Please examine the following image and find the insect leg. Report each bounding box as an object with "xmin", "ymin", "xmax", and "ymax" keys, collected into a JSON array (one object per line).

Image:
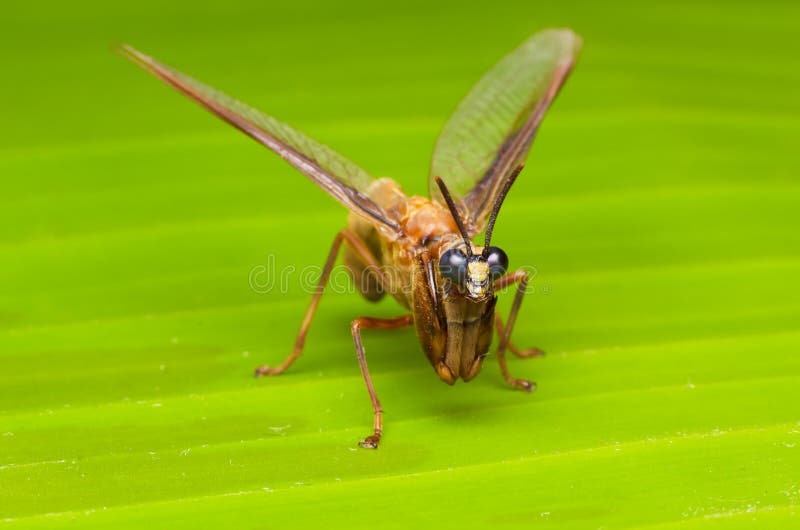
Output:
[
  {"xmin": 255, "ymin": 229, "xmax": 387, "ymax": 376},
  {"xmin": 493, "ymin": 270, "xmax": 537, "ymax": 392},
  {"xmin": 494, "ymin": 316, "xmax": 544, "ymax": 358},
  {"xmin": 351, "ymin": 315, "xmax": 414, "ymax": 449}
]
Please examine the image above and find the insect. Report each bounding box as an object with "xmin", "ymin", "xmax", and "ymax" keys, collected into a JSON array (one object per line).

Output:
[{"xmin": 120, "ymin": 28, "xmax": 581, "ymax": 448}]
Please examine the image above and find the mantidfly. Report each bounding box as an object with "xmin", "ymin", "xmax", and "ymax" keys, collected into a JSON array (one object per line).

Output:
[{"xmin": 120, "ymin": 28, "xmax": 581, "ymax": 448}]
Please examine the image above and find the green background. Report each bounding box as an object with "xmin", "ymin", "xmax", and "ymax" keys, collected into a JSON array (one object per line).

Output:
[{"xmin": 1, "ymin": 0, "xmax": 798, "ymax": 528}]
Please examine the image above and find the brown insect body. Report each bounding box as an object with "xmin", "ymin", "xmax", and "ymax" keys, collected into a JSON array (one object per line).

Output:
[
  {"xmin": 120, "ymin": 28, "xmax": 582, "ymax": 448},
  {"xmin": 344, "ymin": 178, "xmax": 495, "ymax": 384}
]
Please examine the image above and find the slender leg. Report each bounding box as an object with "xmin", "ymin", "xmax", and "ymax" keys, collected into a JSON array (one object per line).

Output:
[
  {"xmin": 255, "ymin": 229, "xmax": 387, "ymax": 376},
  {"xmin": 493, "ymin": 270, "xmax": 537, "ymax": 392},
  {"xmin": 494, "ymin": 316, "xmax": 544, "ymax": 358},
  {"xmin": 351, "ymin": 315, "xmax": 414, "ymax": 449}
]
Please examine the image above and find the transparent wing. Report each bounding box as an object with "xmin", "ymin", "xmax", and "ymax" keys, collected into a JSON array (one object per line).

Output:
[
  {"xmin": 119, "ymin": 45, "xmax": 402, "ymax": 234},
  {"xmin": 429, "ymin": 29, "xmax": 581, "ymax": 234}
]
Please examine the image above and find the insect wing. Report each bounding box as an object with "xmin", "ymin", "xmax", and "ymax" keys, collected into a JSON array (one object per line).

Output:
[
  {"xmin": 429, "ymin": 29, "xmax": 581, "ymax": 233},
  {"xmin": 120, "ymin": 45, "xmax": 402, "ymax": 234}
]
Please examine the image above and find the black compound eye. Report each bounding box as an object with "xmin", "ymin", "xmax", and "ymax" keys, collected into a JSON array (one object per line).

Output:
[
  {"xmin": 485, "ymin": 246, "xmax": 508, "ymax": 279},
  {"xmin": 439, "ymin": 248, "xmax": 467, "ymax": 284}
]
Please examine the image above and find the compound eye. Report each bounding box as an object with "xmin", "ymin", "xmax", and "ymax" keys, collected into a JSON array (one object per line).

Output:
[
  {"xmin": 439, "ymin": 248, "xmax": 467, "ymax": 284},
  {"xmin": 485, "ymin": 246, "xmax": 508, "ymax": 279}
]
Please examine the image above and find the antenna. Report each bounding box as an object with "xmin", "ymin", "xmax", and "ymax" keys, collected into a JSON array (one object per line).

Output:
[
  {"xmin": 435, "ymin": 177, "xmax": 473, "ymax": 257},
  {"xmin": 483, "ymin": 164, "xmax": 524, "ymax": 256}
]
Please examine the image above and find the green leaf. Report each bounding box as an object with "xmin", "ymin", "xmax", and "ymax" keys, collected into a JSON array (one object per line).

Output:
[{"xmin": 1, "ymin": 1, "xmax": 798, "ymax": 528}]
